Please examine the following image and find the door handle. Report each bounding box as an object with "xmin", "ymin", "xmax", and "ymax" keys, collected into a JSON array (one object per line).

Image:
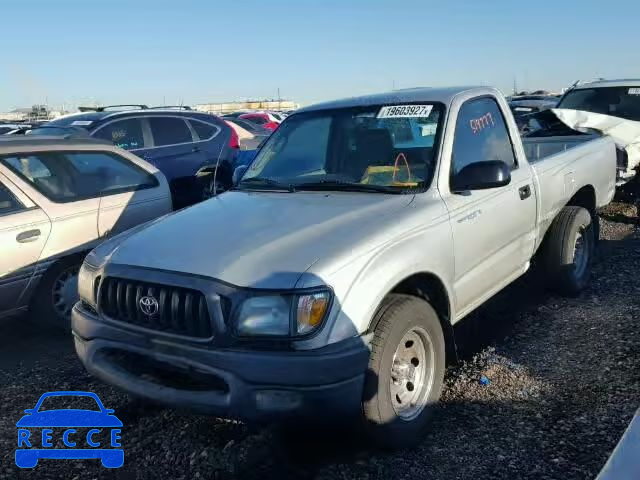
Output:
[
  {"xmin": 192, "ymin": 146, "xmax": 200, "ymax": 153},
  {"xmin": 16, "ymin": 229, "xmax": 41, "ymax": 243},
  {"xmin": 519, "ymin": 185, "xmax": 531, "ymax": 200}
]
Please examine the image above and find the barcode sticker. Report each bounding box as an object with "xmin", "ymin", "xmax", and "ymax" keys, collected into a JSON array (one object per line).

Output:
[{"xmin": 377, "ymin": 105, "xmax": 433, "ymax": 118}]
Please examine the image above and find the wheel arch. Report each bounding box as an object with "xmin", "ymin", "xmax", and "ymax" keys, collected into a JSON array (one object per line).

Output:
[
  {"xmin": 567, "ymin": 184, "xmax": 596, "ymax": 216},
  {"xmin": 564, "ymin": 184, "xmax": 599, "ymax": 242},
  {"xmin": 196, "ymin": 160, "xmax": 233, "ymax": 186},
  {"xmin": 368, "ymin": 272, "xmax": 458, "ymax": 364},
  {"xmin": 29, "ymin": 250, "xmax": 89, "ymax": 303}
]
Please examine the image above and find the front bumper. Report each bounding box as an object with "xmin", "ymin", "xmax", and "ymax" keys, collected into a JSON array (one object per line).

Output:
[{"xmin": 72, "ymin": 303, "xmax": 370, "ymax": 422}]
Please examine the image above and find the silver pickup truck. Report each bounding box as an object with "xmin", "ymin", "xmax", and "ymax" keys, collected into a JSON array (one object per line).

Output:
[{"xmin": 73, "ymin": 86, "xmax": 616, "ymax": 449}]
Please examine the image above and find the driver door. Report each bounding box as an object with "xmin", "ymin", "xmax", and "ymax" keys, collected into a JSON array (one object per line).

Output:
[{"xmin": 443, "ymin": 97, "xmax": 536, "ymax": 319}]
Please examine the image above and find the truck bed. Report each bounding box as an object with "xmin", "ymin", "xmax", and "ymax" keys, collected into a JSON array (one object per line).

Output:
[
  {"xmin": 521, "ymin": 134, "xmax": 601, "ymax": 164},
  {"xmin": 525, "ymin": 133, "xmax": 616, "ymax": 252}
]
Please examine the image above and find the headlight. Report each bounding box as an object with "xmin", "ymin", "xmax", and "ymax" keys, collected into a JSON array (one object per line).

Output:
[
  {"xmin": 78, "ymin": 262, "xmax": 100, "ymax": 308},
  {"xmin": 235, "ymin": 290, "xmax": 331, "ymax": 337},
  {"xmin": 236, "ymin": 296, "xmax": 291, "ymax": 336}
]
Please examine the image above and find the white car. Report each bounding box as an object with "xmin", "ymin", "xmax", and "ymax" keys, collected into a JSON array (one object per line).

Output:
[{"xmin": 0, "ymin": 136, "xmax": 172, "ymax": 327}]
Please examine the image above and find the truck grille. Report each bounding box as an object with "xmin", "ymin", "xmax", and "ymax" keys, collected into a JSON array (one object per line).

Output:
[{"xmin": 98, "ymin": 277, "xmax": 212, "ymax": 338}]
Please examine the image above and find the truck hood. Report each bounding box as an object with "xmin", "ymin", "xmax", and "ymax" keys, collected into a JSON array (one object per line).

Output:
[
  {"xmin": 109, "ymin": 191, "xmax": 413, "ymax": 289},
  {"xmin": 551, "ymin": 108, "xmax": 640, "ymax": 175}
]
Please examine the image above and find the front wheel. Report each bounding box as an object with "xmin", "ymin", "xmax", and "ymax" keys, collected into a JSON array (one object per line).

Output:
[
  {"xmin": 30, "ymin": 257, "xmax": 81, "ymax": 330},
  {"xmin": 542, "ymin": 206, "xmax": 595, "ymax": 296},
  {"xmin": 362, "ymin": 294, "xmax": 445, "ymax": 449}
]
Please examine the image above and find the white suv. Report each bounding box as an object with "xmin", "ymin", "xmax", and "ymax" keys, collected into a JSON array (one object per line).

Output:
[{"xmin": 0, "ymin": 136, "xmax": 172, "ymax": 327}]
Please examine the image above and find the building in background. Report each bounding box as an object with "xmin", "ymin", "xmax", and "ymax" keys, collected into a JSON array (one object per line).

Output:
[
  {"xmin": 0, "ymin": 105, "xmax": 66, "ymax": 122},
  {"xmin": 194, "ymin": 99, "xmax": 299, "ymax": 115}
]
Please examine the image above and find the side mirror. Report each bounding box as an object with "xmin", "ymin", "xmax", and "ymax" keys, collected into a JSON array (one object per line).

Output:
[
  {"xmin": 232, "ymin": 165, "xmax": 248, "ymax": 185},
  {"xmin": 24, "ymin": 409, "xmax": 34, "ymax": 414},
  {"xmin": 451, "ymin": 160, "xmax": 511, "ymax": 192}
]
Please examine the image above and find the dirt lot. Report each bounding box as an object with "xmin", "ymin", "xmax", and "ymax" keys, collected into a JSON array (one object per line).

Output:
[{"xmin": 0, "ymin": 203, "xmax": 638, "ymax": 480}]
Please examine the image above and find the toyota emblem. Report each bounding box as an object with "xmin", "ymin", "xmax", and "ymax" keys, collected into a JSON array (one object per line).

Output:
[{"xmin": 139, "ymin": 295, "xmax": 159, "ymax": 316}]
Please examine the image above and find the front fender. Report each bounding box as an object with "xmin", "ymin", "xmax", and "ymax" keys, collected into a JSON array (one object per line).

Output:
[{"xmin": 295, "ymin": 203, "xmax": 455, "ymax": 349}]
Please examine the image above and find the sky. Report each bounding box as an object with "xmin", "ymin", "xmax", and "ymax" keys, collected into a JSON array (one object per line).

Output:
[{"xmin": 1, "ymin": 0, "xmax": 639, "ymax": 112}]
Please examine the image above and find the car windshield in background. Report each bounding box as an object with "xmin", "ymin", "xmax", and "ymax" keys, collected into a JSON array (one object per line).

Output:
[
  {"xmin": 241, "ymin": 104, "xmax": 443, "ymax": 192},
  {"xmin": 558, "ymin": 86, "xmax": 640, "ymax": 121}
]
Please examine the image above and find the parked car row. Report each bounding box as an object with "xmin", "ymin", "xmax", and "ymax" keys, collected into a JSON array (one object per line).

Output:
[
  {"xmin": 29, "ymin": 107, "xmax": 240, "ymax": 207},
  {"xmin": 0, "ymin": 104, "xmax": 289, "ymax": 327}
]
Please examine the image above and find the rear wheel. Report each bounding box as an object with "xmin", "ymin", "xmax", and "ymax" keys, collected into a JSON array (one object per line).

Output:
[
  {"xmin": 542, "ymin": 206, "xmax": 594, "ymax": 296},
  {"xmin": 202, "ymin": 174, "xmax": 226, "ymax": 200},
  {"xmin": 362, "ymin": 294, "xmax": 445, "ymax": 449}
]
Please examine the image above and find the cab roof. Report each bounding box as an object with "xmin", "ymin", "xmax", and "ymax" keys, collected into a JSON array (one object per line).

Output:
[{"xmin": 296, "ymin": 86, "xmax": 488, "ymax": 114}]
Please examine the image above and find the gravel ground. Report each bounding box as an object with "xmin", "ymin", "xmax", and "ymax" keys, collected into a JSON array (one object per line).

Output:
[{"xmin": 0, "ymin": 202, "xmax": 638, "ymax": 480}]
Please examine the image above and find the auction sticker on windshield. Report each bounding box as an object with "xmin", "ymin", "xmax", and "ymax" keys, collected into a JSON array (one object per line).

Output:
[{"xmin": 377, "ymin": 105, "xmax": 433, "ymax": 118}]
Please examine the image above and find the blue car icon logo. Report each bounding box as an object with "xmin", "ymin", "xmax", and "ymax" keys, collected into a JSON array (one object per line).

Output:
[{"xmin": 15, "ymin": 391, "xmax": 123, "ymax": 468}]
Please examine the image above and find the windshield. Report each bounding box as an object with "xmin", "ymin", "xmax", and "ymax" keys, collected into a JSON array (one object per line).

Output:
[
  {"xmin": 241, "ymin": 104, "xmax": 443, "ymax": 192},
  {"xmin": 558, "ymin": 86, "xmax": 640, "ymax": 121}
]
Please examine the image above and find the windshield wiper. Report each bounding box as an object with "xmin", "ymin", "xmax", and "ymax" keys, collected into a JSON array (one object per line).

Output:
[
  {"xmin": 294, "ymin": 180, "xmax": 403, "ymax": 194},
  {"xmin": 236, "ymin": 177, "xmax": 296, "ymax": 192}
]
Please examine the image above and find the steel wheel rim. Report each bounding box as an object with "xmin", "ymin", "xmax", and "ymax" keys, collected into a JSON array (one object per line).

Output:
[
  {"xmin": 389, "ymin": 326, "xmax": 435, "ymax": 421},
  {"xmin": 51, "ymin": 266, "xmax": 80, "ymax": 319},
  {"xmin": 573, "ymin": 227, "xmax": 589, "ymax": 278}
]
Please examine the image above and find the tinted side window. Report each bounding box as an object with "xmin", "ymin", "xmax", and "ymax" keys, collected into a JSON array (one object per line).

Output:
[
  {"xmin": 1, "ymin": 151, "xmax": 157, "ymax": 203},
  {"xmin": 93, "ymin": 119, "xmax": 145, "ymax": 150},
  {"xmin": 451, "ymin": 97, "xmax": 516, "ymax": 178},
  {"xmin": 189, "ymin": 120, "xmax": 218, "ymax": 141},
  {"xmin": 0, "ymin": 183, "xmax": 24, "ymax": 215},
  {"xmin": 149, "ymin": 117, "xmax": 193, "ymax": 146}
]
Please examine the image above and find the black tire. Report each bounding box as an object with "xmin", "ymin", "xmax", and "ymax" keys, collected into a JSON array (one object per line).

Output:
[
  {"xmin": 362, "ymin": 294, "xmax": 445, "ymax": 450},
  {"xmin": 202, "ymin": 174, "xmax": 226, "ymax": 200},
  {"xmin": 542, "ymin": 206, "xmax": 594, "ymax": 296},
  {"xmin": 30, "ymin": 256, "xmax": 82, "ymax": 331}
]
